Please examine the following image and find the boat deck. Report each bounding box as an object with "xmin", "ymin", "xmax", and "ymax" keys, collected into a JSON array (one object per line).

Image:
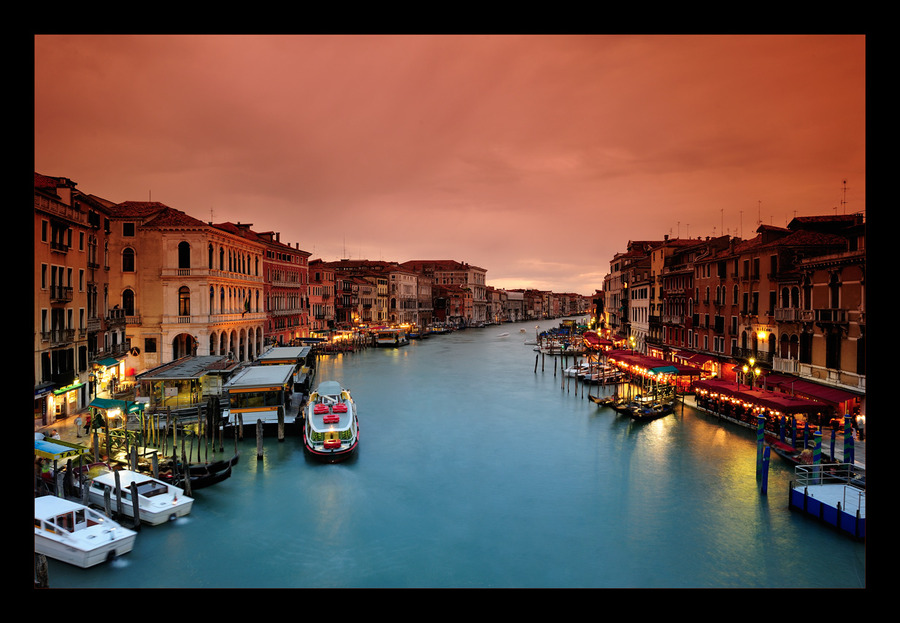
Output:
[
  {"xmin": 788, "ymin": 463, "xmax": 865, "ymax": 539},
  {"xmin": 792, "ymin": 483, "xmax": 865, "ymax": 518}
]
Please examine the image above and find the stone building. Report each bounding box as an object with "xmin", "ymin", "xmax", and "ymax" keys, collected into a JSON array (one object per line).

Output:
[{"xmin": 103, "ymin": 203, "xmax": 269, "ymax": 373}]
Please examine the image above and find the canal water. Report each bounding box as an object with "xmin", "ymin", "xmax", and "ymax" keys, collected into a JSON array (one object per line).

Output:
[{"xmin": 46, "ymin": 321, "xmax": 866, "ymax": 588}]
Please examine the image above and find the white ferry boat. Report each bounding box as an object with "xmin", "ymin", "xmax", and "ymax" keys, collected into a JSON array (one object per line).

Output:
[
  {"xmin": 374, "ymin": 328, "xmax": 409, "ymax": 347},
  {"xmin": 87, "ymin": 469, "xmax": 194, "ymax": 526},
  {"xmin": 303, "ymin": 381, "xmax": 359, "ymax": 462},
  {"xmin": 34, "ymin": 495, "xmax": 137, "ymax": 567}
]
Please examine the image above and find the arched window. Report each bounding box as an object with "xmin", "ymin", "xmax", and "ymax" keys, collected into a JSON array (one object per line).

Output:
[
  {"xmin": 178, "ymin": 286, "xmax": 191, "ymax": 316},
  {"xmin": 122, "ymin": 289, "xmax": 135, "ymax": 316},
  {"xmin": 178, "ymin": 241, "xmax": 191, "ymax": 269},
  {"xmin": 780, "ymin": 286, "xmax": 790, "ymax": 309},
  {"xmin": 122, "ymin": 247, "xmax": 135, "ymax": 272},
  {"xmin": 208, "ymin": 244, "xmax": 214, "ymax": 269}
]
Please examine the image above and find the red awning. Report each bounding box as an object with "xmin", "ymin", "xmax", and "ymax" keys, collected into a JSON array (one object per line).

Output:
[
  {"xmin": 763, "ymin": 374, "xmax": 861, "ymax": 408},
  {"xmin": 692, "ymin": 379, "xmax": 822, "ymax": 414},
  {"xmin": 606, "ymin": 350, "xmax": 703, "ymax": 376}
]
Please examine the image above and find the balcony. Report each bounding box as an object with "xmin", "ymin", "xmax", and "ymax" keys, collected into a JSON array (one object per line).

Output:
[
  {"xmin": 107, "ymin": 307, "xmax": 127, "ymax": 327},
  {"xmin": 774, "ymin": 307, "xmax": 801, "ymax": 322},
  {"xmin": 816, "ymin": 308, "xmax": 848, "ymax": 324},
  {"xmin": 49, "ymin": 285, "xmax": 73, "ymax": 303},
  {"xmin": 731, "ymin": 346, "xmax": 773, "ymax": 365},
  {"xmin": 42, "ymin": 328, "xmax": 76, "ymax": 345}
]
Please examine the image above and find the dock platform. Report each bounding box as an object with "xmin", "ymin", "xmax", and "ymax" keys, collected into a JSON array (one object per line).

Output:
[{"xmin": 789, "ymin": 464, "xmax": 865, "ymax": 540}]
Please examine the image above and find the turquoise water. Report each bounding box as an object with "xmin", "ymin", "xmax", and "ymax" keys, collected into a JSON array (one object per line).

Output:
[{"xmin": 44, "ymin": 321, "xmax": 866, "ymax": 588}]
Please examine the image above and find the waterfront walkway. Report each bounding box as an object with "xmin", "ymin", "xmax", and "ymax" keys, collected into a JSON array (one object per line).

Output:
[
  {"xmin": 680, "ymin": 394, "xmax": 865, "ymax": 471},
  {"xmin": 39, "ymin": 393, "xmax": 866, "ymax": 471}
]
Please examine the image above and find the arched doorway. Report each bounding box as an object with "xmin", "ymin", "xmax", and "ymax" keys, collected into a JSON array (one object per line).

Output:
[{"xmin": 172, "ymin": 333, "xmax": 197, "ymax": 359}]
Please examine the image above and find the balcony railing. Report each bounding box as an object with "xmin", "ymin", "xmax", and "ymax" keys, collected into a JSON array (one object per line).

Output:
[
  {"xmin": 731, "ymin": 346, "xmax": 773, "ymax": 365},
  {"xmin": 816, "ymin": 308, "xmax": 848, "ymax": 324},
  {"xmin": 49, "ymin": 285, "xmax": 73, "ymax": 303}
]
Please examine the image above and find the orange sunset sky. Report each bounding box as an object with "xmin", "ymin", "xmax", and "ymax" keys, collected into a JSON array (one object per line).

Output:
[{"xmin": 34, "ymin": 34, "xmax": 866, "ymax": 296}]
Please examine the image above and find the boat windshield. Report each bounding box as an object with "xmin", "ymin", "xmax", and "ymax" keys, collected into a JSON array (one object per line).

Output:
[{"xmin": 134, "ymin": 480, "xmax": 169, "ymax": 498}]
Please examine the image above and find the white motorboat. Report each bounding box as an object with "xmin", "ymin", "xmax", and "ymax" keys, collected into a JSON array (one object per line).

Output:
[
  {"xmin": 563, "ymin": 362, "xmax": 624, "ymax": 384},
  {"xmin": 34, "ymin": 495, "xmax": 137, "ymax": 568},
  {"xmin": 87, "ymin": 469, "xmax": 193, "ymax": 526},
  {"xmin": 303, "ymin": 381, "xmax": 359, "ymax": 462}
]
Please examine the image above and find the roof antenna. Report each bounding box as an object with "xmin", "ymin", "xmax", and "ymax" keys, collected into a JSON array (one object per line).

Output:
[{"xmin": 841, "ymin": 179, "xmax": 848, "ymax": 214}]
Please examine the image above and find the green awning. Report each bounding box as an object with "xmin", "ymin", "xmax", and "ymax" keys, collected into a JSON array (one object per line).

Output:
[
  {"xmin": 96, "ymin": 357, "xmax": 120, "ymax": 368},
  {"xmin": 88, "ymin": 397, "xmax": 143, "ymax": 414},
  {"xmin": 53, "ymin": 381, "xmax": 84, "ymax": 395}
]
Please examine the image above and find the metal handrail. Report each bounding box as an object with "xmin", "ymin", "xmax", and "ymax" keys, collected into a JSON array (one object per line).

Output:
[{"xmin": 794, "ymin": 463, "xmax": 865, "ymax": 515}]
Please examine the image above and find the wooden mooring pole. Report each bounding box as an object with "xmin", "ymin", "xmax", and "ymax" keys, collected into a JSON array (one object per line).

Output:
[{"xmin": 256, "ymin": 420, "xmax": 264, "ymax": 460}]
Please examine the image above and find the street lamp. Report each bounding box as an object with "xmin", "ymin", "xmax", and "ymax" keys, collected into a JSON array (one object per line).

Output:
[{"xmin": 743, "ymin": 358, "xmax": 761, "ymax": 389}]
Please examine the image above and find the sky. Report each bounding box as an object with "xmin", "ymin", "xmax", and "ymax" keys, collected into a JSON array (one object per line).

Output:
[{"xmin": 34, "ymin": 34, "xmax": 865, "ymax": 296}]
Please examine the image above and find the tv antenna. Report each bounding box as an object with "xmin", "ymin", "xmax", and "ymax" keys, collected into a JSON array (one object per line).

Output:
[{"xmin": 841, "ymin": 179, "xmax": 848, "ymax": 213}]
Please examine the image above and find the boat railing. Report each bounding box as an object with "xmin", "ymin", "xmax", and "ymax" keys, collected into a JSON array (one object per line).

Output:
[{"xmin": 793, "ymin": 463, "xmax": 866, "ymax": 514}]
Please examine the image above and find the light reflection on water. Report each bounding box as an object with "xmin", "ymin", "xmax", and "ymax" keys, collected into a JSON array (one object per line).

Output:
[{"xmin": 44, "ymin": 321, "xmax": 865, "ymax": 588}]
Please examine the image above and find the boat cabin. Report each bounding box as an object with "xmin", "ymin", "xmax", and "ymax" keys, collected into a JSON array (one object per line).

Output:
[
  {"xmin": 35, "ymin": 496, "xmax": 101, "ymax": 535},
  {"xmin": 374, "ymin": 328, "xmax": 409, "ymax": 347}
]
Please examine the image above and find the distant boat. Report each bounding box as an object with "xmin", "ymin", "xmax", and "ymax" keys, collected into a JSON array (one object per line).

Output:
[
  {"xmin": 497, "ymin": 332, "xmax": 509, "ymax": 338},
  {"xmin": 374, "ymin": 328, "xmax": 409, "ymax": 347}
]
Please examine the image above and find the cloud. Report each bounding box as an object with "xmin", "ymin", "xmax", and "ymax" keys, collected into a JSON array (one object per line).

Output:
[{"xmin": 35, "ymin": 34, "xmax": 865, "ymax": 295}]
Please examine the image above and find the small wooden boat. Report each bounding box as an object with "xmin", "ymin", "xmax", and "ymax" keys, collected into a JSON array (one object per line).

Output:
[
  {"xmin": 87, "ymin": 469, "xmax": 194, "ymax": 525},
  {"xmin": 627, "ymin": 400, "xmax": 675, "ymax": 421},
  {"xmin": 764, "ymin": 434, "xmax": 839, "ymax": 468},
  {"xmin": 608, "ymin": 394, "xmax": 675, "ymax": 421},
  {"xmin": 589, "ymin": 393, "xmax": 619, "ymax": 406},
  {"xmin": 34, "ymin": 495, "xmax": 137, "ymax": 568},
  {"xmin": 158, "ymin": 453, "xmax": 240, "ymax": 490},
  {"xmin": 303, "ymin": 381, "xmax": 359, "ymax": 462}
]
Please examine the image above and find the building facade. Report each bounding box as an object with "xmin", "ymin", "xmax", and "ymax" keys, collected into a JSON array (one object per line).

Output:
[
  {"xmin": 34, "ymin": 174, "xmax": 117, "ymax": 425},
  {"xmin": 105, "ymin": 203, "xmax": 268, "ymax": 376}
]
